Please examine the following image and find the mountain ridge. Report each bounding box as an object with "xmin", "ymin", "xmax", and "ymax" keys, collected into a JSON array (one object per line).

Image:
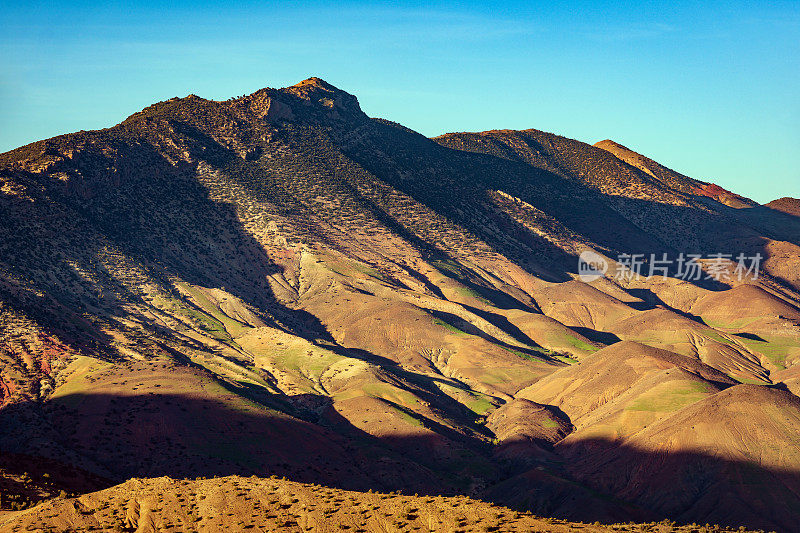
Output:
[{"xmin": 1, "ymin": 78, "xmax": 799, "ymax": 531}]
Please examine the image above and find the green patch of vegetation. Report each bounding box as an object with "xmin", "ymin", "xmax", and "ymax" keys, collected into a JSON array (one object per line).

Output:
[
  {"xmin": 452, "ymin": 286, "xmax": 492, "ymax": 305},
  {"xmin": 564, "ymin": 334, "xmax": 598, "ymax": 353},
  {"xmin": 502, "ymin": 347, "xmax": 537, "ymax": 360},
  {"xmin": 161, "ymin": 284, "xmax": 235, "ymax": 344},
  {"xmin": 540, "ymin": 419, "xmax": 561, "ymax": 428},
  {"xmin": 704, "ymin": 318, "xmax": 760, "ymax": 331},
  {"xmin": 432, "ymin": 318, "xmax": 469, "ymax": 336},
  {"xmin": 183, "ymin": 307, "xmax": 232, "ymax": 343},
  {"xmin": 500, "ymin": 345, "xmax": 553, "ymax": 362},
  {"xmin": 392, "ymin": 406, "xmax": 425, "ymax": 428},
  {"xmin": 736, "ymin": 336, "xmax": 800, "ymax": 370},
  {"xmin": 351, "ymin": 263, "xmax": 387, "ymax": 281},
  {"xmin": 701, "ymin": 329, "xmax": 739, "ymax": 348},
  {"xmin": 190, "ymin": 353, "xmax": 276, "ymax": 393},
  {"xmin": 736, "ymin": 377, "xmax": 769, "ymax": 385},
  {"xmin": 626, "ymin": 380, "xmax": 713, "ymax": 412},
  {"xmin": 465, "ymin": 394, "xmax": 494, "ymax": 416},
  {"xmin": 554, "ymin": 354, "xmax": 578, "ymax": 365},
  {"xmin": 431, "ymin": 260, "xmax": 465, "ymax": 279},
  {"xmin": 178, "ymin": 283, "xmax": 251, "ymax": 339},
  {"xmin": 431, "ymin": 381, "xmax": 495, "ymax": 416},
  {"xmin": 273, "ymin": 345, "xmax": 341, "ymax": 381},
  {"xmin": 362, "ymin": 382, "xmax": 420, "ymax": 409},
  {"xmin": 49, "ymin": 356, "xmax": 115, "ymax": 404}
]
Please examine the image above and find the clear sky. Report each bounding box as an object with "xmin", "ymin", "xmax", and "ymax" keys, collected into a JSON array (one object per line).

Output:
[{"xmin": 1, "ymin": 1, "xmax": 797, "ymax": 202}]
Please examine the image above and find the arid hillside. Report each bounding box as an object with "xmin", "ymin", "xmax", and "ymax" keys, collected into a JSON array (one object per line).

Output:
[
  {"xmin": 1, "ymin": 78, "xmax": 799, "ymax": 531},
  {"xmin": 0, "ymin": 475, "xmax": 758, "ymax": 532},
  {"xmin": 767, "ymin": 197, "xmax": 800, "ymax": 218}
]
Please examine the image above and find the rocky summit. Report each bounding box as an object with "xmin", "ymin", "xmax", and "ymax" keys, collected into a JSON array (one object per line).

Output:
[{"xmin": 1, "ymin": 78, "xmax": 799, "ymax": 532}]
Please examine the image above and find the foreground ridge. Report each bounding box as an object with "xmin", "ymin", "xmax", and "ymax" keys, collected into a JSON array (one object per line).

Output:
[{"xmin": 0, "ymin": 475, "xmax": 758, "ymax": 532}]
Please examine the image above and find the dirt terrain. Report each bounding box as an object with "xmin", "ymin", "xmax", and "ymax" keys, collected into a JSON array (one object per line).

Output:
[
  {"xmin": 1, "ymin": 77, "xmax": 799, "ymax": 531},
  {"xmin": 0, "ymin": 476, "xmax": 759, "ymax": 532}
]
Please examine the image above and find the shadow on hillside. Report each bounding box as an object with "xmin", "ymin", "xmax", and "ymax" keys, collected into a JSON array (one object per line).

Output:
[
  {"xmin": 1, "ymin": 389, "xmax": 799, "ymax": 531},
  {"xmin": 0, "ymin": 282, "xmax": 117, "ymax": 363},
  {"xmin": 485, "ymin": 441, "xmax": 800, "ymax": 532},
  {"xmin": 4, "ymin": 94, "xmax": 800, "ymax": 533},
  {"xmin": 11, "ymin": 111, "xmax": 795, "ymax": 373},
  {"xmin": 554, "ymin": 437, "xmax": 800, "ymax": 532},
  {"xmin": 343, "ymin": 119, "xmax": 797, "ymax": 295},
  {"xmin": 0, "ymin": 194, "xmax": 121, "ymax": 362},
  {"xmin": 0, "ymin": 452, "xmax": 110, "ymax": 510},
  {"xmin": 699, "ymin": 195, "xmax": 800, "ymax": 244},
  {"xmin": 0, "ymin": 391, "xmax": 473, "ymax": 496},
  {"xmin": 624, "ymin": 287, "xmax": 714, "ymax": 319},
  {"xmin": 9, "ymin": 130, "xmax": 346, "ymax": 348},
  {"xmin": 567, "ymin": 326, "xmax": 621, "ymax": 345},
  {"xmin": 345, "ymin": 120, "xmax": 671, "ymax": 257}
]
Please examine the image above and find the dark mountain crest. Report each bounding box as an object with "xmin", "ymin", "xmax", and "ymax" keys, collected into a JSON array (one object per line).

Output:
[
  {"xmin": 117, "ymin": 77, "xmax": 367, "ymax": 129},
  {"xmin": 0, "ymin": 77, "xmax": 368, "ymax": 176}
]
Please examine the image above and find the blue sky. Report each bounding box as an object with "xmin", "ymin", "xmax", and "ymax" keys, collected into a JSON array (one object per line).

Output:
[{"xmin": 1, "ymin": 1, "xmax": 797, "ymax": 202}]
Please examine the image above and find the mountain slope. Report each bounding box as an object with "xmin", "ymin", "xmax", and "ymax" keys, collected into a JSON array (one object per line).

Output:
[
  {"xmin": 767, "ymin": 197, "xmax": 800, "ymax": 217},
  {"xmin": 0, "ymin": 475, "xmax": 756, "ymax": 533},
  {"xmin": 1, "ymin": 78, "xmax": 799, "ymax": 529},
  {"xmin": 562, "ymin": 385, "xmax": 800, "ymax": 532}
]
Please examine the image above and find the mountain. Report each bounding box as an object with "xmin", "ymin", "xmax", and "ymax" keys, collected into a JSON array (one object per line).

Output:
[
  {"xmin": 1, "ymin": 78, "xmax": 799, "ymax": 531},
  {"xmin": 767, "ymin": 197, "xmax": 800, "ymax": 218},
  {"xmin": 593, "ymin": 139, "xmax": 757, "ymax": 208}
]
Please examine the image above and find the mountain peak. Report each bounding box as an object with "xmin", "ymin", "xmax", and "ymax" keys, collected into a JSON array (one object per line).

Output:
[
  {"xmin": 594, "ymin": 139, "xmax": 623, "ymax": 149},
  {"xmin": 290, "ymin": 76, "xmax": 337, "ymax": 91},
  {"xmin": 244, "ymin": 77, "xmax": 365, "ymax": 123}
]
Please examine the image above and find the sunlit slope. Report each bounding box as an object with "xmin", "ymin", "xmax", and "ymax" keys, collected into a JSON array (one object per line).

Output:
[
  {"xmin": 517, "ymin": 341, "xmax": 735, "ymax": 441},
  {"xmin": 1, "ymin": 78, "xmax": 800, "ymax": 529},
  {"xmin": 563, "ymin": 385, "xmax": 800, "ymax": 532}
]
